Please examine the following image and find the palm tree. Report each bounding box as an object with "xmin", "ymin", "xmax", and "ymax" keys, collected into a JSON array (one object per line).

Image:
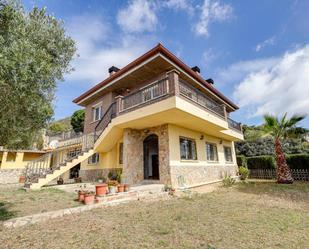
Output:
[{"xmin": 263, "ymin": 113, "xmax": 306, "ymax": 184}]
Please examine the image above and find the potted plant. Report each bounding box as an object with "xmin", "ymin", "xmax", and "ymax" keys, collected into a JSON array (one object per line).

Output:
[
  {"xmin": 57, "ymin": 177, "xmax": 64, "ymax": 185},
  {"xmin": 95, "ymin": 183, "xmax": 108, "ymax": 196},
  {"xmin": 78, "ymin": 190, "xmax": 85, "ymax": 202},
  {"xmin": 124, "ymin": 184, "xmax": 130, "ymax": 192},
  {"xmin": 117, "ymin": 184, "xmax": 125, "ymax": 193},
  {"xmin": 84, "ymin": 191, "xmax": 95, "ymax": 205},
  {"xmin": 19, "ymin": 175, "xmax": 25, "ymax": 183},
  {"xmin": 108, "ymin": 180, "xmax": 118, "ymax": 194}
]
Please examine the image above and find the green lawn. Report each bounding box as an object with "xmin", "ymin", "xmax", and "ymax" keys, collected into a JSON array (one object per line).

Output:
[
  {"xmin": 0, "ymin": 186, "xmax": 81, "ymax": 220},
  {"xmin": 0, "ymin": 181, "xmax": 308, "ymax": 249}
]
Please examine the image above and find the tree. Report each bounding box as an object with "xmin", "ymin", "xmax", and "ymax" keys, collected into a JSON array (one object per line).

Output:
[
  {"xmin": 48, "ymin": 122, "xmax": 68, "ymax": 134},
  {"xmin": 71, "ymin": 109, "xmax": 85, "ymax": 133},
  {"xmin": 0, "ymin": 0, "xmax": 76, "ymax": 149},
  {"xmin": 262, "ymin": 113, "xmax": 306, "ymax": 184}
]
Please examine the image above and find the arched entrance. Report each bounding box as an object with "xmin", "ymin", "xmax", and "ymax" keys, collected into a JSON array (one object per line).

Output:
[{"xmin": 143, "ymin": 134, "xmax": 159, "ymax": 180}]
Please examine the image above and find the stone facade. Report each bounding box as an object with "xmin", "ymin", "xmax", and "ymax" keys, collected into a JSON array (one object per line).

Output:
[
  {"xmin": 122, "ymin": 124, "xmax": 170, "ymax": 185},
  {"xmin": 0, "ymin": 169, "xmax": 24, "ymax": 184},
  {"xmin": 170, "ymin": 164, "xmax": 238, "ymax": 188},
  {"xmin": 79, "ymin": 168, "xmax": 121, "ymax": 182}
]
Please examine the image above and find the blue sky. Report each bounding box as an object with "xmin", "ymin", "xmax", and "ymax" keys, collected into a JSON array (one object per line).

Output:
[{"xmin": 23, "ymin": 0, "xmax": 309, "ymax": 128}]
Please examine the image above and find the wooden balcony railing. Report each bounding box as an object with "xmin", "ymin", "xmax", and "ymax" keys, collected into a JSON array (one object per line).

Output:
[
  {"xmin": 120, "ymin": 78, "xmax": 169, "ymax": 112},
  {"xmin": 91, "ymin": 76, "xmax": 242, "ymax": 142},
  {"xmin": 227, "ymin": 118, "xmax": 242, "ymax": 132},
  {"xmin": 179, "ymin": 80, "xmax": 226, "ymax": 118}
]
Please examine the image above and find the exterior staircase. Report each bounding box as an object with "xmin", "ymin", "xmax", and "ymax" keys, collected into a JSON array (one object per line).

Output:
[
  {"xmin": 24, "ymin": 102, "xmax": 117, "ymax": 190},
  {"xmin": 24, "ymin": 134, "xmax": 95, "ymax": 190}
]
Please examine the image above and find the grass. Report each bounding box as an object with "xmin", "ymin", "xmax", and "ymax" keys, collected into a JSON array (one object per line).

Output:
[
  {"xmin": 0, "ymin": 181, "xmax": 308, "ymax": 249},
  {"xmin": 0, "ymin": 186, "xmax": 81, "ymax": 220}
]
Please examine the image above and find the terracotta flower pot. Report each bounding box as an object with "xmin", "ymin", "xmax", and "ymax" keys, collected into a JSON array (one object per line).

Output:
[
  {"xmin": 124, "ymin": 184, "xmax": 130, "ymax": 192},
  {"xmin": 95, "ymin": 183, "xmax": 108, "ymax": 196},
  {"xmin": 117, "ymin": 184, "xmax": 125, "ymax": 193},
  {"xmin": 19, "ymin": 175, "xmax": 25, "ymax": 183},
  {"xmin": 78, "ymin": 191, "xmax": 85, "ymax": 202},
  {"xmin": 84, "ymin": 194, "xmax": 95, "ymax": 205}
]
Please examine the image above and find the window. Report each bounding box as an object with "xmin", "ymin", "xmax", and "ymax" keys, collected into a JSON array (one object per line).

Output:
[
  {"xmin": 206, "ymin": 143, "xmax": 218, "ymax": 161},
  {"xmin": 119, "ymin": 143, "xmax": 123, "ymax": 164},
  {"xmin": 224, "ymin": 146, "xmax": 233, "ymax": 162},
  {"xmin": 88, "ymin": 153, "xmax": 99, "ymax": 164},
  {"xmin": 93, "ymin": 105, "xmax": 102, "ymax": 122},
  {"xmin": 180, "ymin": 137, "xmax": 197, "ymax": 160}
]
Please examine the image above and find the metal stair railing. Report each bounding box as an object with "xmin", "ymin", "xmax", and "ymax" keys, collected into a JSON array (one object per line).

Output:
[
  {"xmin": 24, "ymin": 133, "xmax": 94, "ymax": 187},
  {"xmin": 94, "ymin": 102, "xmax": 116, "ymax": 142}
]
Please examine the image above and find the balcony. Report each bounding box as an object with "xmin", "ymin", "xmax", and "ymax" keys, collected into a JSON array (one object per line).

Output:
[{"xmin": 94, "ymin": 74, "xmax": 242, "ymax": 146}]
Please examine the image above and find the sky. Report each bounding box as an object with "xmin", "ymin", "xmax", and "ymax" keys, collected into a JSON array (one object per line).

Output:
[{"xmin": 22, "ymin": 0, "xmax": 309, "ymax": 128}]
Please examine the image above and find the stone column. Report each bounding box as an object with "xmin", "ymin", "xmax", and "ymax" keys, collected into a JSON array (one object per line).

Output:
[
  {"xmin": 166, "ymin": 69, "xmax": 180, "ymax": 96},
  {"xmin": 115, "ymin": 95, "xmax": 123, "ymax": 117},
  {"xmin": 122, "ymin": 129, "xmax": 143, "ymax": 185}
]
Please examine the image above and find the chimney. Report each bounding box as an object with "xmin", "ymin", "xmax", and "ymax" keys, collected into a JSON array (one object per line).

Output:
[
  {"xmin": 108, "ymin": 66, "xmax": 120, "ymax": 76},
  {"xmin": 191, "ymin": 66, "xmax": 200, "ymax": 74},
  {"xmin": 206, "ymin": 78, "xmax": 214, "ymax": 85}
]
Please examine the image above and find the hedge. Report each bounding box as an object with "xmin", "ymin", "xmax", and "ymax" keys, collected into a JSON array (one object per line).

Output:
[
  {"xmin": 246, "ymin": 156, "xmax": 276, "ymax": 170},
  {"xmin": 237, "ymin": 154, "xmax": 309, "ymax": 170},
  {"xmin": 286, "ymin": 154, "xmax": 309, "ymax": 169}
]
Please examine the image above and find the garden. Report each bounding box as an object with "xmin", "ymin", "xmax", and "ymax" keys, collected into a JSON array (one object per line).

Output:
[{"xmin": 0, "ymin": 180, "xmax": 308, "ymax": 249}]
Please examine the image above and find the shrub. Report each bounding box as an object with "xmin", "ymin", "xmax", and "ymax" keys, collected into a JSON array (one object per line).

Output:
[
  {"xmin": 237, "ymin": 155, "xmax": 247, "ymax": 167},
  {"xmin": 239, "ymin": 166, "xmax": 249, "ymax": 180},
  {"xmin": 222, "ymin": 176, "xmax": 236, "ymax": 187},
  {"xmin": 286, "ymin": 154, "xmax": 309, "ymax": 169},
  {"xmin": 247, "ymin": 156, "xmax": 276, "ymax": 169}
]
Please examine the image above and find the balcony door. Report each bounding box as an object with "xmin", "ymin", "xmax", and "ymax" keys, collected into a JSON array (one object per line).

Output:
[{"xmin": 143, "ymin": 134, "xmax": 159, "ymax": 180}]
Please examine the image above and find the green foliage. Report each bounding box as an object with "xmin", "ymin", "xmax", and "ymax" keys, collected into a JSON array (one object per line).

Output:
[
  {"xmin": 0, "ymin": 0, "xmax": 76, "ymax": 149},
  {"xmin": 247, "ymin": 156, "xmax": 276, "ymax": 170},
  {"xmin": 238, "ymin": 166, "xmax": 249, "ymax": 180},
  {"xmin": 241, "ymin": 154, "xmax": 308, "ymax": 170},
  {"xmin": 222, "ymin": 176, "xmax": 236, "ymax": 187},
  {"xmin": 286, "ymin": 154, "xmax": 309, "ymax": 170},
  {"xmin": 235, "ymin": 137, "xmax": 308, "ymax": 157},
  {"xmin": 108, "ymin": 169, "xmax": 122, "ymax": 182},
  {"xmin": 48, "ymin": 122, "xmax": 68, "ymax": 133},
  {"xmin": 71, "ymin": 109, "xmax": 85, "ymax": 133},
  {"xmin": 262, "ymin": 113, "xmax": 306, "ymax": 140},
  {"xmin": 236, "ymin": 155, "xmax": 247, "ymax": 167}
]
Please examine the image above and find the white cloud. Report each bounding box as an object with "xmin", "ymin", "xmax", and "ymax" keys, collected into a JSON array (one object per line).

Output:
[
  {"xmin": 65, "ymin": 15, "xmax": 153, "ymax": 84},
  {"xmin": 162, "ymin": 0, "xmax": 194, "ymax": 14},
  {"xmin": 117, "ymin": 0, "xmax": 157, "ymax": 33},
  {"xmin": 193, "ymin": 0, "xmax": 233, "ymax": 37},
  {"xmin": 233, "ymin": 45, "xmax": 309, "ymax": 118},
  {"xmin": 255, "ymin": 36, "xmax": 276, "ymax": 52}
]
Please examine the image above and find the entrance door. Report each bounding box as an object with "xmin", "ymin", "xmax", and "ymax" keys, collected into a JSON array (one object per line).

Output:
[{"xmin": 143, "ymin": 134, "xmax": 159, "ymax": 180}]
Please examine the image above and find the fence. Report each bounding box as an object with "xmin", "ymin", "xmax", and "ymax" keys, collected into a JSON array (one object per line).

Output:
[{"xmin": 249, "ymin": 169, "xmax": 309, "ymax": 181}]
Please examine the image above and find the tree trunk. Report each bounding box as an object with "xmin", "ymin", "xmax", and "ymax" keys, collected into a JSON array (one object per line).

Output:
[{"xmin": 275, "ymin": 138, "xmax": 293, "ymax": 184}]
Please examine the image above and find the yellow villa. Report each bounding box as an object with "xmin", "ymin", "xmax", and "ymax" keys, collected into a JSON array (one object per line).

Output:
[{"xmin": 23, "ymin": 44, "xmax": 244, "ymax": 189}]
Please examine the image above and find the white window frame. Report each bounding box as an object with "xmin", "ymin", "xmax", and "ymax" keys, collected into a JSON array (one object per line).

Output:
[
  {"xmin": 88, "ymin": 153, "xmax": 99, "ymax": 165},
  {"xmin": 179, "ymin": 137, "xmax": 197, "ymax": 160},
  {"xmin": 224, "ymin": 146, "xmax": 233, "ymax": 163},
  {"xmin": 206, "ymin": 142, "xmax": 219, "ymax": 162},
  {"xmin": 92, "ymin": 105, "xmax": 102, "ymax": 122}
]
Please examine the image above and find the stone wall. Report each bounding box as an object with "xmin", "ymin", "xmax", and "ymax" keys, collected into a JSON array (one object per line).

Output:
[
  {"xmin": 0, "ymin": 169, "xmax": 24, "ymax": 184},
  {"xmin": 79, "ymin": 168, "xmax": 121, "ymax": 182},
  {"xmin": 170, "ymin": 164, "xmax": 238, "ymax": 188},
  {"xmin": 122, "ymin": 124, "xmax": 170, "ymax": 185}
]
